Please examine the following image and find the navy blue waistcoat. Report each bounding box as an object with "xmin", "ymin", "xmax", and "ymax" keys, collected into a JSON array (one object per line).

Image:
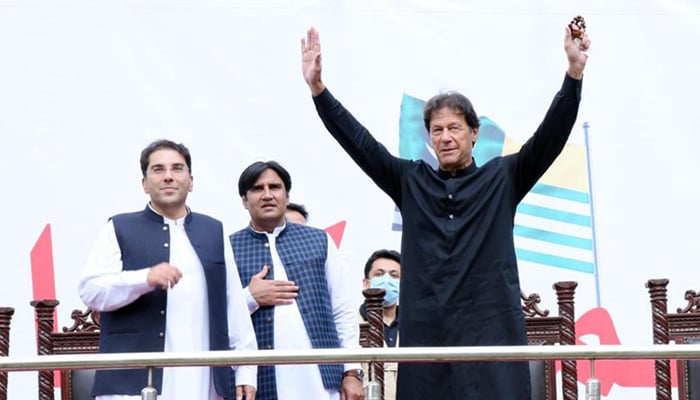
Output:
[
  {"xmin": 93, "ymin": 206, "xmax": 233, "ymax": 397},
  {"xmin": 230, "ymin": 223, "xmax": 342, "ymax": 400}
]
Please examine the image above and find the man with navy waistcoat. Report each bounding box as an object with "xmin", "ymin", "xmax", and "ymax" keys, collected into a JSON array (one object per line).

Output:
[
  {"xmin": 229, "ymin": 160, "xmax": 364, "ymax": 400},
  {"xmin": 79, "ymin": 139, "xmax": 257, "ymax": 400}
]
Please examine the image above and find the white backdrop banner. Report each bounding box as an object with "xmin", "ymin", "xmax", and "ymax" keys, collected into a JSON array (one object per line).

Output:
[{"xmin": 1, "ymin": 1, "xmax": 699, "ymax": 398}]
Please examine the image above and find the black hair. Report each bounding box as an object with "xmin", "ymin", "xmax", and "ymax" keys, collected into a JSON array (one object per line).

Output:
[
  {"xmin": 238, "ymin": 160, "xmax": 292, "ymax": 197},
  {"xmin": 423, "ymin": 91, "xmax": 480, "ymax": 132},
  {"xmin": 364, "ymin": 249, "xmax": 401, "ymax": 279},
  {"xmin": 139, "ymin": 139, "xmax": 192, "ymax": 177},
  {"xmin": 286, "ymin": 202, "xmax": 309, "ymax": 221}
]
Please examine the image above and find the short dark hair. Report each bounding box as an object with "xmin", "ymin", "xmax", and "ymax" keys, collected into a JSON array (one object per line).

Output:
[
  {"xmin": 140, "ymin": 139, "xmax": 192, "ymax": 177},
  {"xmin": 423, "ymin": 91, "xmax": 480, "ymax": 132},
  {"xmin": 287, "ymin": 202, "xmax": 308, "ymax": 221},
  {"xmin": 364, "ymin": 249, "xmax": 401, "ymax": 279},
  {"xmin": 238, "ymin": 160, "xmax": 292, "ymax": 197}
]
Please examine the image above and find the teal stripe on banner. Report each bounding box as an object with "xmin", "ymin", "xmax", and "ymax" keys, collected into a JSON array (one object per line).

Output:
[
  {"xmin": 516, "ymin": 248, "xmax": 594, "ymax": 274},
  {"xmin": 531, "ymin": 183, "xmax": 589, "ymax": 204},
  {"xmin": 517, "ymin": 203, "xmax": 591, "ymax": 227},
  {"xmin": 514, "ymin": 225, "xmax": 592, "ymax": 250}
]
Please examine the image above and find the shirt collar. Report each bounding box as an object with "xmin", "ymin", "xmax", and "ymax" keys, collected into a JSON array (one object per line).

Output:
[
  {"xmin": 248, "ymin": 221, "xmax": 287, "ymax": 238},
  {"xmin": 146, "ymin": 203, "xmax": 188, "ymax": 225},
  {"xmin": 437, "ymin": 158, "xmax": 478, "ymax": 179}
]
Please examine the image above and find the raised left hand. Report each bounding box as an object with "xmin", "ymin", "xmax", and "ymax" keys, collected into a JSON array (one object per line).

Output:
[{"xmin": 565, "ymin": 22, "xmax": 591, "ymax": 79}]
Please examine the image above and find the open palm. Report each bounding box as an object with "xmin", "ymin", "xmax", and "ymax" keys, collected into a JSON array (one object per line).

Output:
[{"xmin": 301, "ymin": 27, "xmax": 325, "ymax": 95}]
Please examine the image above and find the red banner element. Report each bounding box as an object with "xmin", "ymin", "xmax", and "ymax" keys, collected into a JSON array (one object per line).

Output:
[
  {"xmin": 31, "ymin": 224, "xmax": 57, "ymax": 303},
  {"xmin": 325, "ymin": 220, "xmax": 346, "ymax": 248},
  {"xmin": 558, "ymin": 307, "xmax": 677, "ymax": 395},
  {"xmin": 30, "ymin": 223, "xmax": 60, "ymax": 387}
]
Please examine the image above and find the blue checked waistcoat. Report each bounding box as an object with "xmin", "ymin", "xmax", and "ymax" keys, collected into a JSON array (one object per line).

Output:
[
  {"xmin": 230, "ymin": 223, "xmax": 343, "ymax": 399},
  {"xmin": 94, "ymin": 206, "xmax": 233, "ymax": 398}
]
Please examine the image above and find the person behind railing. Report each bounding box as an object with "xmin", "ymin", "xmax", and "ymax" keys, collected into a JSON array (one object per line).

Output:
[
  {"xmin": 79, "ymin": 139, "xmax": 258, "ymax": 400},
  {"xmin": 359, "ymin": 249, "xmax": 401, "ymax": 399},
  {"xmin": 285, "ymin": 202, "xmax": 309, "ymax": 225},
  {"xmin": 301, "ymin": 20, "xmax": 590, "ymax": 400},
  {"xmin": 230, "ymin": 160, "xmax": 364, "ymax": 400}
]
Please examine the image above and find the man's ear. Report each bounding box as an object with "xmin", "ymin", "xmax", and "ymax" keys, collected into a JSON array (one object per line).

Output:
[
  {"xmin": 142, "ymin": 177, "xmax": 148, "ymax": 194},
  {"xmin": 362, "ymin": 278, "xmax": 370, "ymax": 290},
  {"xmin": 241, "ymin": 195, "xmax": 248, "ymax": 210},
  {"xmin": 471, "ymin": 127, "xmax": 480, "ymax": 148}
]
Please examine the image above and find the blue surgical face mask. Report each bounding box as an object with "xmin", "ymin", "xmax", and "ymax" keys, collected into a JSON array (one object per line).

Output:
[{"xmin": 369, "ymin": 274, "xmax": 400, "ymax": 307}]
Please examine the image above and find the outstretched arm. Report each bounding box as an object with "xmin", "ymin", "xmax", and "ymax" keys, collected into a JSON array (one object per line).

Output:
[
  {"xmin": 301, "ymin": 27, "xmax": 407, "ymax": 204},
  {"xmin": 512, "ymin": 20, "xmax": 591, "ymax": 199},
  {"xmin": 301, "ymin": 27, "xmax": 326, "ymax": 96}
]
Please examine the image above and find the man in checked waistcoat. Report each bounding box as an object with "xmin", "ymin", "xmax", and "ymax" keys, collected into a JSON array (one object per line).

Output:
[{"xmin": 229, "ymin": 160, "xmax": 364, "ymax": 400}]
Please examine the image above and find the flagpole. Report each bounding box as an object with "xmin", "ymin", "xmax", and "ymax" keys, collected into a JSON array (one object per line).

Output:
[{"xmin": 583, "ymin": 121, "xmax": 601, "ymax": 307}]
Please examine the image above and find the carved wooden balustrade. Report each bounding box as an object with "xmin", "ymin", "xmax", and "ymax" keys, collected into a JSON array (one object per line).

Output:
[
  {"xmin": 522, "ymin": 281, "xmax": 578, "ymax": 400},
  {"xmin": 362, "ymin": 288, "xmax": 386, "ymax": 399},
  {"xmin": 647, "ymin": 278, "xmax": 700, "ymax": 400},
  {"xmin": 358, "ymin": 281, "xmax": 578, "ymax": 400},
  {"xmin": 27, "ymin": 282, "xmax": 578, "ymax": 400},
  {"xmin": 31, "ymin": 299, "xmax": 100, "ymax": 400},
  {"xmin": 0, "ymin": 307, "xmax": 15, "ymax": 400}
]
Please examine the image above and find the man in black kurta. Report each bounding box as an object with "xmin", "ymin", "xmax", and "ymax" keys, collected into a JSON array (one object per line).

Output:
[{"xmin": 301, "ymin": 24, "xmax": 590, "ymax": 399}]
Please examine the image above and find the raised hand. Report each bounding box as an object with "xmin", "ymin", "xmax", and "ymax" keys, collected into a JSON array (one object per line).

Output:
[
  {"xmin": 248, "ymin": 265, "xmax": 299, "ymax": 307},
  {"xmin": 301, "ymin": 27, "xmax": 326, "ymax": 96},
  {"xmin": 564, "ymin": 17, "xmax": 591, "ymax": 80}
]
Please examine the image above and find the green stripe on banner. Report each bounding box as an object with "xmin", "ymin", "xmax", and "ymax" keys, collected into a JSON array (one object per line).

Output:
[
  {"xmin": 516, "ymin": 203, "xmax": 591, "ymax": 227},
  {"xmin": 514, "ymin": 225, "xmax": 593, "ymax": 250},
  {"xmin": 530, "ymin": 183, "xmax": 590, "ymax": 204},
  {"xmin": 516, "ymin": 248, "xmax": 595, "ymax": 273}
]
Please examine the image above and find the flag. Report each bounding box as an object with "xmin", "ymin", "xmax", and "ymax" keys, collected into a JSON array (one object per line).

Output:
[{"xmin": 395, "ymin": 93, "xmax": 596, "ymax": 274}]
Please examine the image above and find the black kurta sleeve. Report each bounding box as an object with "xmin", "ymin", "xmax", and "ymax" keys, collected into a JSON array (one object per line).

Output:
[
  {"xmin": 512, "ymin": 73, "xmax": 583, "ymax": 200},
  {"xmin": 312, "ymin": 88, "xmax": 407, "ymax": 204}
]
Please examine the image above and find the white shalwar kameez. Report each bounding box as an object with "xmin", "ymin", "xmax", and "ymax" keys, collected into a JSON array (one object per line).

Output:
[
  {"xmin": 240, "ymin": 225, "xmax": 361, "ymax": 400},
  {"xmin": 79, "ymin": 212, "xmax": 257, "ymax": 400}
]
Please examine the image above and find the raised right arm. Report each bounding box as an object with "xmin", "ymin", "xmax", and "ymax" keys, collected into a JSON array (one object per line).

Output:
[{"xmin": 301, "ymin": 27, "xmax": 406, "ymax": 202}]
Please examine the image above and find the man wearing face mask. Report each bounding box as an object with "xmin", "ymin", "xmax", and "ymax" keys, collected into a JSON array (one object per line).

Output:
[{"xmin": 359, "ymin": 249, "xmax": 401, "ymax": 400}]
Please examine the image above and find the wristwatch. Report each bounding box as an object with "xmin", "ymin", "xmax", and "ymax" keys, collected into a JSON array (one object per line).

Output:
[{"xmin": 343, "ymin": 368, "xmax": 365, "ymax": 382}]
